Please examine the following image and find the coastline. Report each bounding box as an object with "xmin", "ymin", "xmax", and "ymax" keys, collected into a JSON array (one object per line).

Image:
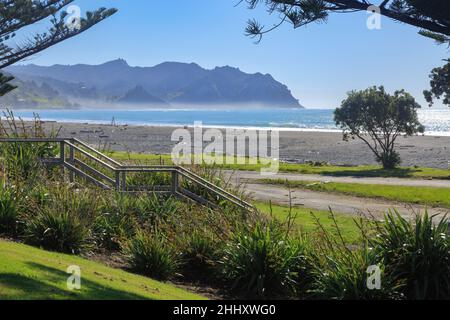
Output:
[
  {"xmin": 30, "ymin": 120, "xmax": 450, "ymax": 169},
  {"xmin": 11, "ymin": 107, "xmax": 450, "ymax": 137}
]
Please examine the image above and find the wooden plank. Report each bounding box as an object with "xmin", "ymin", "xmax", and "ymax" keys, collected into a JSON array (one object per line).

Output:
[
  {"xmin": 0, "ymin": 138, "xmax": 66, "ymax": 143},
  {"xmin": 178, "ymin": 188, "xmax": 212, "ymax": 206},
  {"xmin": 126, "ymin": 185, "xmax": 171, "ymax": 192},
  {"xmin": 71, "ymin": 138, "xmax": 122, "ymax": 167},
  {"xmin": 171, "ymin": 171, "xmax": 178, "ymax": 194},
  {"xmin": 73, "ymin": 159, "xmax": 115, "ymax": 185},
  {"xmin": 177, "ymin": 171, "xmax": 251, "ymax": 210},
  {"xmin": 119, "ymin": 168, "xmax": 176, "ymax": 173},
  {"xmin": 64, "ymin": 141, "xmax": 117, "ymax": 171},
  {"xmin": 64, "ymin": 162, "xmax": 111, "ymax": 190},
  {"xmin": 177, "ymin": 166, "xmax": 252, "ymax": 207}
]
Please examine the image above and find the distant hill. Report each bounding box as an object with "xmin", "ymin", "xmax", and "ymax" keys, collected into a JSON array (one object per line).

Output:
[
  {"xmin": 6, "ymin": 59, "xmax": 303, "ymax": 108},
  {"xmin": 118, "ymin": 85, "xmax": 169, "ymax": 106},
  {"xmin": 0, "ymin": 76, "xmax": 77, "ymax": 109}
]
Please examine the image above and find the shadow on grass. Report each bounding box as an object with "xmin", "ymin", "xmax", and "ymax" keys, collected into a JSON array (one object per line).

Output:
[
  {"xmin": 0, "ymin": 262, "xmax": 154, "ymax": 300},
  {"xmin": 0, "ymin": 273, "xmax": 77, "ymax": 300}
]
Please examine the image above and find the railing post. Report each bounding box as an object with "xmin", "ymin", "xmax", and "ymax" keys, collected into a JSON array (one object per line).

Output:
[
  {"xmin": 121, "ymin": 170, "xmax": 127, "ymax": 192},
  {"xmin": 115, "ymin": 170, "xmax": 121, "ymax": 191},
  {"xmin": 171, "ymin": 170, "xmax": 179, "ymax": 194},
  {"xmin": 69, "ymin": 144, "xmax": 75, "ymax": 183},
  {"xmin": 59, "ymin": 141, "xmax": 65, "ymax": 164},
  {"xmin": 59, "ymin": 141, "xmax": 66, "ymax": 180}
]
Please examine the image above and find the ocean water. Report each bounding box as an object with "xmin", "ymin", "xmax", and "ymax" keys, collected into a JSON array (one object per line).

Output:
[{"xmin": 6, "ymin": 107, "xmax": 450, "ymax": 136}]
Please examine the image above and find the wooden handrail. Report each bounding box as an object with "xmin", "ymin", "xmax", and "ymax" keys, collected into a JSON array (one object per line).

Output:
[
  {"xmin": 71, "ymin": 138, "xmax": 122, "ymax": 167},
  {"xmin": 0, "ymin": 138, "xmax": 67, "ymax": 142},
  {"xmin": 64, "ymin": 140, "xmax": 117, "ymax": 171}
]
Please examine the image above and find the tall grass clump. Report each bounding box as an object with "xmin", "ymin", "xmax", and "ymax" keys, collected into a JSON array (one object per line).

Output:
[
  {"xmin": 0, "ymin": 110, "xmax": 58, "ymax": 183},
  {"xmin": 0, "ymin": 186, "xmax": 18, "ymax": 235},
  {"xmin": 309, "ymin": 244, "xmax": 401, "ymax": 300},
  {"xmin": 24, "ymin": 208, "xmax": 90, "ymax": 254},
  {"xmin": 219, "ymin": 222, "xmax": 309, "ymax": 298},
  {"xmin": 133, "ymin": 193, "xmax": 179, "ymax": 226},
  {"xmin": 93, "ymin": 211, "xmax": 136, "ymax": 251},
  {"xmin": 180, "ymin": 231, "xmax": 220, "ymax": 277},
  {"xmin": 126, "ymin": 231, "xmax": 180, "ymax": 280},
  {"xmin": 307, "ymin": 212, "xmax": 402, "ymax": 299},
  {"xmin": 126, "ymin": 171, "xmax": 171, "ymax": 190},
  {"xmin": 22, "ymin": 184, "xmax": 99, "ymax": 254},
  {"xmin": 372, "ymin": 210, "xmax": 450, "ymax": 300}
]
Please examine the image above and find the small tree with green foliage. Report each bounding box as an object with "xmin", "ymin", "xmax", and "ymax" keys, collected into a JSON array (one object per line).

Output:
[
  {"xmin": 424, "ymin": 59, "xmax": 450, "ymax": 107},
  {"xmin": 334, "ymin": 86, "xmax": 424, "ymax": 169}
]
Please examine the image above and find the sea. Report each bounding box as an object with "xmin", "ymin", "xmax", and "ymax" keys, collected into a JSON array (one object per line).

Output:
[{"xmin": 5, "ymin": 107, "xmax": 450, "ymax": 136}]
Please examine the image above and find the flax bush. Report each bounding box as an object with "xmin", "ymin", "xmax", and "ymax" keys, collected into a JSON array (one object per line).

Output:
[
  {"xmin": 125, "ymin": 231, "xmax": 180, "ymax": 280},
  {"xmin": 372, "ymin": 210, "xmax": 450, "ymax": 300},
  {"xmin": 219, "ymin": 222, "xmax": 309, "ymax": 298},
  {"xmin": 0, "ymin": 186, "xmax": 18, "ymax": 235}
]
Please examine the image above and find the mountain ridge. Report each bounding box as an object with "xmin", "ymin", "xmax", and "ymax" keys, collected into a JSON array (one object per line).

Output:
[{"xmin": 6, "ymin": 59, "xmax": 303, "ymax": 108}]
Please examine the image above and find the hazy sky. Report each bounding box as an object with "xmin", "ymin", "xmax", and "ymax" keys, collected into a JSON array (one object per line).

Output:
[{"xmin": 20, "ymin": 0, "xmax": 449, "ymax": 108}]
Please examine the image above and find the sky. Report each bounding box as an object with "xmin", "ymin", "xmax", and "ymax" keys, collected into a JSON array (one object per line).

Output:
[{"xmin": 18, "ymin": 0, "xmax": 449, "ymax": 108}]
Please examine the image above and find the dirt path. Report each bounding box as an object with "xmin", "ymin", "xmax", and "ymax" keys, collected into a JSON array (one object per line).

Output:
[
  {"xmin": 245, "ymin": 183, "xmax": 448, "ymax": 220},
  {"xmin": 226, "ymin": 170, "xmax": 450, "ymax": 188},
  {"xmin": 225, "ymin": 171, "xmax": 450, "ymax": 221}
]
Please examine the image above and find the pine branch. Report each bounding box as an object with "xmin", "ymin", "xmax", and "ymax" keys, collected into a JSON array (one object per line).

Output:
[{"xmin": 0, "ymin": 1, "xmax": 117, "ymax": 96}]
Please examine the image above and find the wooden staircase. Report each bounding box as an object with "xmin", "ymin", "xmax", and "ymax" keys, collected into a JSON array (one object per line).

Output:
[{"xmin": 0, "ymin": 138, "xmax": 254, "ymax": 211}]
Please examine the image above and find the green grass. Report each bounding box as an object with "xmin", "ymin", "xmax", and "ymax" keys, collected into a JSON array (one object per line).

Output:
[
  {"xmin": 106, "ymin": 151, "xmax": 172, "ymax": 164},
  {"xmin": 106, "ymin": 151, "xmax": 450, "ymax": 180},
  {"xmin": 261, "ymin": 179, "xmax": 450, "ymax": 208},
  {"xmin": 0, "ymin": 240, "xmax": 205, "ymax": 300},
  {"xmin": 255, "ymin": 202, "xmax": 362, "ymax": 244}
]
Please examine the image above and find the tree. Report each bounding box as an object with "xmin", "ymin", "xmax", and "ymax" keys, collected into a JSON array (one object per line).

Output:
[
  {"xmin": 242, "ymin": 1, "xmax": 450, "ymax": 43},
  {"xmin": 334, "ymin": 86, "xmax": 424, "ymax": 169},
  {"xmin": 424, "ymin": 59, "xmax": 450, "ymax": 106},
  {"xmin": 0, "ymin": 0, "xmax": 117, "ymax": 96}
]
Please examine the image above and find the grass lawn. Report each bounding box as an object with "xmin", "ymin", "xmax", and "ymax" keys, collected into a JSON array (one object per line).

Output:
[
  {"xmin": 261, "ymin": 179, "xmax": 450, "ymax": 208},
  {"xmin": 106, "ymin": 151, "xmax": 450, "ymax": 180},
  {"xmin": 0, "ymin": 240, "xmax": 204, "ymax": 300},
  {"xmin": 255, "ymin": 202, "xmax": 363, "ymax": 244}
]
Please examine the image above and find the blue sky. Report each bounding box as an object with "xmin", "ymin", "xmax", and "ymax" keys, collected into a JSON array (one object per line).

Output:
[{"xmin": 21, "ymin": 0, "xmax": 449, "ymax": 108}]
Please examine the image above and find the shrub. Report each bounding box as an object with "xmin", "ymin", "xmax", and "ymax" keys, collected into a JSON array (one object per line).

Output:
[
  {"xmin": 93, "ymin": 211, "xmax": 136, "ymax": 251},
  {"xmin": 0, "ymin": 110, "xmax": 58, "ymax": 183},
  {"xmin": 26, "ymin": 185, "xmax": 51, "ymax": 207},
  {"xmin": 309, "ymin": 244, "xmax": 402, "ymax": 300},
  {"xmin": 373, "ymin": 210, "xmax": 450, "ymax": 300},
  {"xmin": 180, "ymin": 231, "xmax": 219, "ymax": 276},
  {"xmin": 126, "ymin": 231, "xmax": 180, "ymax": 280},
  {"xmin": 307, "ymin": 211, "xmax": 402, "ymax": 299},
  {"xmin": 219, "ymin": 222, "xmax": 307, "ymax": 298},
  {"xmin": 134, "ymin": 193, "xmax": 179, "ymax": 226},
  {"xmin": 24, "ymin": 208, "xmax": 90, "ymax": 254},
  {"xmin": 0, "ymin": 187, "xmax": 18, "ymax": 235},
  {"xmin": 45, "ymin": 187, "xmax": 102, "ymax": 225},
  {"xmin": 126, "ymin": 171, "xmax": 170, "ymax": 189},
  {"xmin": 334, "ymin": 86, "xmax": 424, "ymax": 169}
]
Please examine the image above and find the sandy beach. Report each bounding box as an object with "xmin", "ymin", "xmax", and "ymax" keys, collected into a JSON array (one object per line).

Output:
[{"xmin": 35, "ymin": 121, "xmax": 450, "ymax": 169}]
